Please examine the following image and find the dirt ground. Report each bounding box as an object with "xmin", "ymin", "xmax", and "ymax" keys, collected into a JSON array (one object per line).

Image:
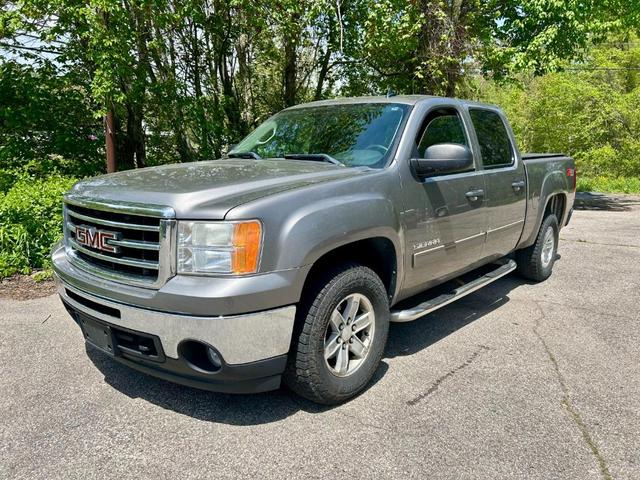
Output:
[{"xmin": 0, "ymin": 274, "xmax": 56, "ymax": 301}]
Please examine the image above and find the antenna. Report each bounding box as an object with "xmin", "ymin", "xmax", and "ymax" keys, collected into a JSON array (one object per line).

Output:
[{"xmin": 386, "ymin": 88, "xmax": 397, "ymax": 98}]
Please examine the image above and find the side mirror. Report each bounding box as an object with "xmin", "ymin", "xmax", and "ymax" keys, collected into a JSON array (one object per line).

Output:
[
  {"xmin": 411, "ymin": 143, "xmax": 473, "ymax": 177},
  {"xmin": 224, "ymin": 143, "xmax": 238, "ymax": 155}
]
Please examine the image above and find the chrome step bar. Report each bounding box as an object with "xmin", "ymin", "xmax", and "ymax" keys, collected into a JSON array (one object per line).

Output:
[{"xmin": 390, "ymin": 259, "xmax": 517, "ymax": 323}]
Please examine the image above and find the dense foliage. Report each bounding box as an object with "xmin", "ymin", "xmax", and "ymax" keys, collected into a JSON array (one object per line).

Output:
[
  {"xmin": 0, "ymin": 1, "xmax": 639, "ymax": 277},
  {"xmin": 2, "ymin": 1, "xmax": 637, "ymax": 167},
  {"xmin": 0, "ymin": 172, "xmax": 76, "ymax": 277},
  {"xmin": 0, "ymin": 62, "xmax": 103, "ymax": 174},
  {"xmin": 478, "ymin": 39, "xmax": 640, "ymax": 187}
]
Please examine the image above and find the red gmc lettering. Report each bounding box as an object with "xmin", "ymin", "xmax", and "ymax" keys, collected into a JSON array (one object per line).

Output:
[{"xmin": 75, "ymin": 226, "xmax": 118, "ymax": 253}]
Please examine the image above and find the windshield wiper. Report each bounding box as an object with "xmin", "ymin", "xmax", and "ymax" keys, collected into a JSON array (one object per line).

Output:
[
  {"xmin": 228, "ymin": 151, "xmax": 262, "ymax": 160},
  {"xmin": 284, "ymin": 153, "xmax": 345, "ymax": 167}
]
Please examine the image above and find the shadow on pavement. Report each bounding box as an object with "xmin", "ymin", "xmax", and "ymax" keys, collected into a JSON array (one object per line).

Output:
[
  {"xmin": 87, "ymin": 276, "xmax": 524, "ymax": 426},
  {"xmin": 574, "ymin": 192, "xmax": 640, "ymax": 212},
  {"xmin": 386, "ymin": 276, "xmax": 522, "ymax": 358}
]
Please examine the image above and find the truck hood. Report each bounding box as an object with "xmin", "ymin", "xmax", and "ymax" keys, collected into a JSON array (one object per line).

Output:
[{"xmin": 68, "ymin": 159, "xmax": 372, "ymax": 219}]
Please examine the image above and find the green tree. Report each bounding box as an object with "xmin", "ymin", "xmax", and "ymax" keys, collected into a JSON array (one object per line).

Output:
[
  {"xmin": 341, "ymin": 0, "xmax": 640, "ymax": 96},
  {"xmin": 0, "ymin": 61, "xmax": 102, "ymax": 174},
  {"xmin": 479, "ymin": 37, "xmax": 640, "ymax": 180},
  {"xmin": 2, "ymin": 0, "xmax": 639, "ymax": 170}
]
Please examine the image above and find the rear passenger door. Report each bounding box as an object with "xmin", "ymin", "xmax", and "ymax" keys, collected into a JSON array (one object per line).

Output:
[{"xmin": 468, "ymin": 108, "xmax": 527, "ymax": 258}]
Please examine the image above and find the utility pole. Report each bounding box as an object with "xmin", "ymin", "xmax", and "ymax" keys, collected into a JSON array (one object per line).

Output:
[{"xmin": 105, "ymin": 109, "xmax": 117, "ymax": 173}]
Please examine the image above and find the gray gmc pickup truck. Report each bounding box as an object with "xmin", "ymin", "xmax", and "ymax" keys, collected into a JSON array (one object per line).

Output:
[{"xmin": 52, "ymin": 95, "xmax": 576, "ymax": 404}]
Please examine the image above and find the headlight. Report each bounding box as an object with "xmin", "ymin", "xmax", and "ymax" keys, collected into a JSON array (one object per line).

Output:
[{"xmin": 177, "ymin": 220, "xmax": 262, "ymax": 275}]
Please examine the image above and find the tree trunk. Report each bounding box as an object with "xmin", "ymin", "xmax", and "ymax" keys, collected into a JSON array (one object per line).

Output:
[
  {"xmin": 283, "ymin": 11, "xmax": 301, "ymax": 107},
  {"xmin": 314, "ymin": 22, "xmax": 334, "ymax": 101},
  {"xmin": 105, "ymin": 109, "xmax": 117, "ymax": 173},
  {"xmin": 130, "ymin": 104, "xmax": 146, "ymax": 168},
  {"xmin": 445, "ymin": 67, "xmax": 458, "ymax": 97},
  {"xmin": 283, "ymin": 35, "xmax": 297, "ymax": 107},
  {"xmin": 114, "ymin": 111, "xmax": 134, "ymax": 170},
  {"xmin": 191, "ymin": 21, "xmax": 210, "ymax": 157},
  {"xmin": 219, "ymin": 54, "xmax": 244, "ymax": 139}
]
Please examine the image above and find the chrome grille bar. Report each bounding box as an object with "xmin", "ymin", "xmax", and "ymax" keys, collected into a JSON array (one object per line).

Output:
[
  {"xmin": 67, "ymin": 209, "xmax": 160, "ymax": 232},
  {"xmin": 69, "ymin": 238, "xmax": 160, "ymax": 270},
  {"xmin": 66, "ymin": 223, "xmax": 160, "ymax": 251},
  {"xmin": 107, "ymin": 238, "xmax": 161, "ymax": 251},
  {"xmin": 65, "ymin": 194, "xmax": 175, "ymax": 218}
]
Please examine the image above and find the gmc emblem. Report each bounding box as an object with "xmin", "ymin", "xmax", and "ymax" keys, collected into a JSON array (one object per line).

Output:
[{"xmin": 75, "ymin": 225, "xmax": 121, "ymax": 254}]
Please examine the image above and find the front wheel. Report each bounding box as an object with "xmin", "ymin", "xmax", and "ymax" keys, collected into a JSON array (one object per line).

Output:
[{"xmin": 284, "ymin": 265, "xmax": 390, "ymax": 405}]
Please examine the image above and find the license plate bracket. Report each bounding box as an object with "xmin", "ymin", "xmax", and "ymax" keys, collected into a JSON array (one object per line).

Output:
[{"xmin": 78, "ymin": 314, "xmax": 117, "ymax": 356}]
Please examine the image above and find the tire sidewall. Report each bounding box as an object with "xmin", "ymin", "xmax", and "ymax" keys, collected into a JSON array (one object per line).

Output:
[
  {"xmin": 308, "ymin": 268, "xmax": 389, "ymax": 398},
  {"xmin": 538, "ymin": 215, "xmax": 559, "ymax": 278}
]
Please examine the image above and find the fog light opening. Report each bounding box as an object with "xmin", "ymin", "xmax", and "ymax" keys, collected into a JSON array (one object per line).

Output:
[
  {"xmin": 179, "ymin": 340, "xmax": 223, "ymax": 373},
  {"xmin": 207, "ymin": 348, "xmax": 222, "ymax": 369}
]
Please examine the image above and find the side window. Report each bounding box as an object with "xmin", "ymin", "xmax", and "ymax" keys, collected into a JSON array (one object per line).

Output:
[
  {"xmin": 417, "ymin": 111, "xmax": 468, "ymax": 158},
  {"xmin": 469, "ymin": 109, "xmax": 514, "ymax": 168}
]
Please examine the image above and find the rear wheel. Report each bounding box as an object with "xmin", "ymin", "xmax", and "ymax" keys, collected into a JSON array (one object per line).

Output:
[
  {"xmin": 284, "ymin": 264, "xmax": 390, "ymax": 404},
  {"xmin": 516, "ymin": 214, "xmax": 559, "ymax": 282}
]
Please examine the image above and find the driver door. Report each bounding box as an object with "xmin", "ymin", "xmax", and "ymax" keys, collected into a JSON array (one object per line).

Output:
[{"xmin": 401, "ymin": 106, "xmax": 488, "ymax": 295}]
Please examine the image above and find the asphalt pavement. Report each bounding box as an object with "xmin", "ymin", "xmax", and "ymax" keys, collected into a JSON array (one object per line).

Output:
[{"xmin": 1, "ymin": 192, "xmax": 639, "ymax": 480}]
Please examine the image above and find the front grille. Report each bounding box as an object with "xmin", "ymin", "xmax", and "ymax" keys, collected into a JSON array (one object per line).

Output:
[{"xmin": 63, "ymin": 197, "xmax": 175, "ymax": 288}]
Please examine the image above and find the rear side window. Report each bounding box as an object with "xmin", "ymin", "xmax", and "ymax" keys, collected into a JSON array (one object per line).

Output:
[{"xmin": 469, "ymin": 109, "xmax": 514, "ymax": 168}]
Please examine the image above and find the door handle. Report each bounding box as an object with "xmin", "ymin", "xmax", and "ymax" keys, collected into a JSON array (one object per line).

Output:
[
  {"xmin": 465, "ymin": 189, "xmax": 484, "ymax": 202},
  {"xmin": 512, "ymin": 180, "xmax": 525, "ymax": 192}
]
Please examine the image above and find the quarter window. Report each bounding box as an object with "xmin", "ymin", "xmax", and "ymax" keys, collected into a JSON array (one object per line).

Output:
[{"xmin": 469, "ymin": 109, "xmax": 514, "ymax": 168}]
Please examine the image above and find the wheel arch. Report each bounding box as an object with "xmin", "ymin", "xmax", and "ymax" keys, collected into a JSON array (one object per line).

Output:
[
  {"xmin": 518, "ymin": 170, "xmax": 570, "ymax": 250},
  {"xmin": 299, "ymin": 236, "xmax": 400, "ymax": 305},
  {"xmin": 543, "ymin": 192, "xmax": 567, "ymax": 224}
]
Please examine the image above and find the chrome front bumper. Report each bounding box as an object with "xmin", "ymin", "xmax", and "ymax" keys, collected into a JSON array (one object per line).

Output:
[{"xmin": 56, "ymin": 278, "xmax": 296, "ymax": 365}]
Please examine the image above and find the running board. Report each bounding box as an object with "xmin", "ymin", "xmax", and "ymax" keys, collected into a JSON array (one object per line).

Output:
[{"xmin": 390, "ymin": 259, "xmax": 517, "ymax": 323}]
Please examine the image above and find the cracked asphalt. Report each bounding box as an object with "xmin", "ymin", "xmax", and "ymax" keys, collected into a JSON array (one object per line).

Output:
[{"xmin": 1, "ymin": 192, "xmax": 639, "ymax": 480}]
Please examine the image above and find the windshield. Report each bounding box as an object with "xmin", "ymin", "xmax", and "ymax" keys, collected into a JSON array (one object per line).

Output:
[{"xmin": 230, "ymin": 103, "xmax": 409, "ymax": 168}]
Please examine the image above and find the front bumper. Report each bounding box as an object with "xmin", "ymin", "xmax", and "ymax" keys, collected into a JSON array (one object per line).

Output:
[
  {"xmin": 51, "ymin": 242, "xmax": 310, "ymax": 317},
  {"xmin": 56, "ymin": 276, "xmax": 297, "ymax": 394}
]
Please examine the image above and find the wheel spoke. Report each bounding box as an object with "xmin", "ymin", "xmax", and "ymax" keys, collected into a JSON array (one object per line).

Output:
[
  {"xmin": 335, "ymin": 346, "xmax": 349, "ymax": 374},
  {"xmin": 352, "ymin": 312, "xmax": 372, "ymax": 334},
  {"xmin": 349, "ymin": 336, "xmax": 367, "ymax": 357},
  {"xmin": 343, "ymin": 296, "xmax": 360, "ymax": 322},
  {"xmin": 541, "ymin": 228, "xmax": 555, "ymax": 266},
  {"xmin": 329, "ymin": 310, "xmax": 344, "ymax": 332},
  {"xmin": 324, "ymin": 333, "xmax": 341, "ymax": 359},
  {"xmin": 323, "ymin": 292, "xmax": 375, "ymax": 377}
]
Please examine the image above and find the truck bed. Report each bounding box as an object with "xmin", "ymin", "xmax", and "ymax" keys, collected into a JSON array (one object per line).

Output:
[
  {"xmin": 522, "ymin": 153, "xmax": 567, "ymax": 161},
  {"xmin": 519, "ymin": 152, "xmax": 576, "ymax": 249}
]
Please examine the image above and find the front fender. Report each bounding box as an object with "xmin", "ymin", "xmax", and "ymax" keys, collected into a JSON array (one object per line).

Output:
[
  {"xmin": 224, "ymin": 169, "xmax": 405, "ymax": 301},
  {"xmin": 276, "ymin": 193, "xmax": 403, "ymax": 269}
]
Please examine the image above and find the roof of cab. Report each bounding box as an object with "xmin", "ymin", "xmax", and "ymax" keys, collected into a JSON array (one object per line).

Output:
[
  {"xmin": 285, "ymin": 95, "xmax": 435, "ymax": 109},
  {"xmin": 285, "ymin": 95, "xmax": 498, "ymax": 110}
]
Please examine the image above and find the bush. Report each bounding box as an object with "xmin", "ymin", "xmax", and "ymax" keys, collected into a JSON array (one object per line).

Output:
[
  {"xmin": 477, "ymin": 39, "xmax": 640, "ymax": 191},
  {"xmin": 577, "ymin": 176, "xmax": 640, "ymax": 194},
  {"xmin": 0, "ymin": 173, "xmax": 76, "ymax": 278}
]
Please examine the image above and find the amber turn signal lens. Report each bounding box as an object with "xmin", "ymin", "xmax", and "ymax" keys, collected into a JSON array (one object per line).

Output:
[{"xmin": 231, "ymin": 221, "xmax": 262, "ymax": 274}]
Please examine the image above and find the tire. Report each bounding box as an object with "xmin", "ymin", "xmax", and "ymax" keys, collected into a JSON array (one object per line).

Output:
[
  {"xmin": 516, "ymin": 214, "xmax": 559, "ymax": 282},
  {"xmin": 284, "ymin": 264, "xmax": 390, "ymax": 405}
]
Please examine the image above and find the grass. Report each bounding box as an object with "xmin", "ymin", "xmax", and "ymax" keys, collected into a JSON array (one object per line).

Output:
[{"xmin": 577, "ymin": 176, "xmax": 640, "ymax": 194}]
